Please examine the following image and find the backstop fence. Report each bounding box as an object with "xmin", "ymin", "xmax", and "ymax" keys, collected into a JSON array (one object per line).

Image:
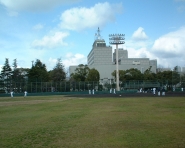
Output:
[{"xmin": 0, "ymin": 80, "xmax": 184, "ymax": 94}]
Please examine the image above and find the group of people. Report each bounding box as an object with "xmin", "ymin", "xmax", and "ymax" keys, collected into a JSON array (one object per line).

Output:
[
  {"xmin": 10, "ymin": 91, "xmax": 27, "ymax": 97},
  {"xmin": 110, "ymin": 88, "xmax": 116, "ymax": 94},
  {"xmin": 89, "ymin": 89, "xmax": 95, "ymax": 95},
  {"xmin": 139, "ymin": 87, "xmax": 166, "ymax": 96}
]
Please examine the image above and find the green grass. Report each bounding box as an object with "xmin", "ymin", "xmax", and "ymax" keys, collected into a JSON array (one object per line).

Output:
[{"xmin": 0, "ymin": 96, "xmax": 185, "ymax": 148}]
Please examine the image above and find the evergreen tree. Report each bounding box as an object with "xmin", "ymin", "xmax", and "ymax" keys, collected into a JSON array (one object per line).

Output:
[
  {"xmin": 0, "ymin": 58, "xmax": 12, "ymax": 81},
  {"xmin": 28, "ymin": 59, "xmax": 49, "ymax": 82},
  {"xmin": 0, "ymin": 58, "xmax": 12, "ymax": 92},
  {"xmin": 12, "ymin": 59, "xmax": 20, "ymax": 82},
  {"xmin": 50, "ymin": 58, "xmax": 66, "ymax": 82}
]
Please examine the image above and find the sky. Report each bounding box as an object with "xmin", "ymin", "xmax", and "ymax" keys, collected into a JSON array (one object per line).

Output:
[{"xmin": 0, "ymin": 0, "xmax": 185, "ymax": 73}]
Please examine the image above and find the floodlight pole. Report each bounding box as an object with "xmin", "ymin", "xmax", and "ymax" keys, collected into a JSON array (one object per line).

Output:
[
  {"xmin": 109, "ymin": 34, "xmax": 125, "ymax": 91},
  {"xmin": 116, "ymin": 44, "xmax": 119, "ymax": 91}
]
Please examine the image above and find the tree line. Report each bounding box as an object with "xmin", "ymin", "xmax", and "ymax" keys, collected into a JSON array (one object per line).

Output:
[
  {"xmin": 0, "ymin": 58, "xmax": 66, "ymax": 83},
  {"xmin": 0, "ymin": 58, "xmax": 185, "ymax": 88}
]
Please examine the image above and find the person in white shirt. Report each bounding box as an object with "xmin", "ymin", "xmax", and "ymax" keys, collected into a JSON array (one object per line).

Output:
[
  {"xmin": 10, "ymin": 91, "xmax": 13, "ymax": 97},
  {"xmin": 24, "ymin": 91, "xmax": 27, "ymax": 97},
  {"xmin": 153, "ymin": 88, "xmax": 156, "ymax": 95},
  {"xmin": 92, "ymin": 89, "xmax": 94, "ymax": 95}
]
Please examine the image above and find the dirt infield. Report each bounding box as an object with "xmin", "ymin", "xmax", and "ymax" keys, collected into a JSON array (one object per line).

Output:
[{"xmin": 66, "ymin": 91, "xmax": 185, "ymax": 98}]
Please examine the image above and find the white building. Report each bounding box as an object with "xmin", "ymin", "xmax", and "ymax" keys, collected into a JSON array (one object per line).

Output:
[{"xmin": 69, "ymin": 28, "xmax": 157, "ymax": 81}]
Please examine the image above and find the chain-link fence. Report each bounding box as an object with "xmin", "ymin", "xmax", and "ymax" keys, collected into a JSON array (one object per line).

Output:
[{"xmin": 0, "ymin": 80, "xmax": 184, "ymax": 94}]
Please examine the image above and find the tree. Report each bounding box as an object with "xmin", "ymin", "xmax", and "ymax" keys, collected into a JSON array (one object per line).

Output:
[
  {"xmin": 181, "ymin": 73, "xmax": 185, "ymax": 88},
  {"xmin": 172, "ymin": 66, "xmax": 180, "ymax": 86},
  {"xmin": 0, "ymin": 58, "xmax": 12, "ymax": 81},
  {"xmin": 0, "ymin": 58, "xmax": 12, "ymax": 92},
  {"xmin": 156, "ymin": 71, "xmax": 172, "ymax": 83},
  {"xmin": 143, "ymin": 66, "xmax": 156, "ymax": 80},
  {"xmin": 112, "ymin": 68, "xmax": 143, "ymax": 81},
  {"xmin": 50, "ymin": 58, "xmax": 66, "ymax": 82},
  {"xmin": 86, "ymin": 68, "xmax": 100, "ymax": 81},
  {"xmin": 28, "ymin": 59, "xmax": 49, "ymax": 82},
  {"xmin": 70, "ymin": 64, "xmax": 90, "ymax": 81},
  {"xmin": 12, "ymin": 59, "xmax": 19, "ymax": 82}
]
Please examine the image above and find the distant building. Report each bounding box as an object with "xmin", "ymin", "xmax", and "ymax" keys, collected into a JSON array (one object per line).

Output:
[
  {"xmin": 157, "ymin": 68, "xmax": 171, "ymax": 73},
  {"xmin": 176, "ymin": 66, "xmax": 181, "ymax": 73},
  {"xmin": 69, "ymin": 28, "xmax": 157, "ymax": 81},
  {"xmin": 182, "ymin": 67, "xmax": 185, "ymax": 73}
]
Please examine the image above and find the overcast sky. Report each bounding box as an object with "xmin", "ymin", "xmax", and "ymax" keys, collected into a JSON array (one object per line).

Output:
[{"xmin": 0, "ymin": 0, "xmax": 185, "ymax": 72}]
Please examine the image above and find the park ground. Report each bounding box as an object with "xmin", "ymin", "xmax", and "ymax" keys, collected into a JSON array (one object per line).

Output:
[{"xmin": 0, "ymin": 94, "xmax": 185, "ymax": 148}]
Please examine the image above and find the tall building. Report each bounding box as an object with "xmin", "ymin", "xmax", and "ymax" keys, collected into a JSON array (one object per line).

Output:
[
  {"xmin": 69, "ymin": 28, "xmax": 157, "ymax": 81},
  {"xmin": 88, "ymin": 28, "xmax": 112, "ymax": 65}
]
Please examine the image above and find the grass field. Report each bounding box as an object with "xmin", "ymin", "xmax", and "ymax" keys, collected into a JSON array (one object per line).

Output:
[{"xmin": 0, "ymin": 96, "xmax": 185, "ymax": 148}]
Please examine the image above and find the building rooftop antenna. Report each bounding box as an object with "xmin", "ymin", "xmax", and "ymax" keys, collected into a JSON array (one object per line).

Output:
[{"xmin": 95, "ymin": 27, "xmax": 102, "ymax": 40}]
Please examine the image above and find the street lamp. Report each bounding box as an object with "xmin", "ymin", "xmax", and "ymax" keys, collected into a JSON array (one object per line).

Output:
[{"xmin": 109, "ymin": 34, "xmax": 125, "ymax": 91}]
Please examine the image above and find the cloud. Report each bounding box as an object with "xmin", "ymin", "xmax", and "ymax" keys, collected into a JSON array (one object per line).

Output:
[
  {"xmin": 132, "ymin": 27, "xmax": 148, "ymax": 40},
  {"xmin": 152, "ymin": 26, "xmax": 185, "ymax": 58},
  {"xmin": 33, "ymin": 24, "xmax": 44, "ymax": 30},
  {"xmin": 124, "ymin": 26, "xmax": 185, "ymax": 69},
  {"xmin": 0, "ymin": 0, "xmax": 80, "ymax": 12},
  {"xmin": 59, "ymin": 2, "xmax": 123, "ymax": 31},
  {"xmin": 45, "ymin": 53, "xmax": 86, "ymax": 71},
  {"xmin": 63, "ymin": 53, "xmax": 86, "ymax": 68},
  {"xmin": 31, "ymin": 31, "xmax": 69, "ymax": 49}
]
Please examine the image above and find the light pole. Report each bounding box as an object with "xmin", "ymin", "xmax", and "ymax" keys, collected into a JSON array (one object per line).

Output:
[{"xmin": 109, "ymin": 34, "xmax": 125, "ymax": 91}]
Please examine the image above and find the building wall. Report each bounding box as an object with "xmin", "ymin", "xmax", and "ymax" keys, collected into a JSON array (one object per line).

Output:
[
  {"xmin": 113, "ymin": 49, "xmax": 128, "ymax": 63},
  {"xmin": 69, "ymin": 29, "xmax": 157, "ymax": 80},
  {"xmin": 88, "ymin": 40, "xmax": 112, "ymax": 65},
  {"xmin": 182, "ymin": 67, "xmax": 185, "ymax": 73}
]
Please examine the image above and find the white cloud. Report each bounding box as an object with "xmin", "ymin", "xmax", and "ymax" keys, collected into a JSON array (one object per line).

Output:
[
  {"xmin": 33, "ymin": 24, "xmax": 44, "ymax": 30},
  {"xmin": 46, "ymin": 58, "xmax": 58, "ymax": 70},
  {"xmin": 59, "ymin": 2, "xmax": 123, "ymax": 31},
  {"xmin": 31, "ymin": 31, "xmax": 69, "ymax": 49},
  {"xmin": 45, "ymin": 53, "xmax": 86, "ymax": 71},
  {"xmin": 0, "ymin": 0, "xmax": 80, "ymax": 12},
  {"xmin": 132, "ymin": 27, "xmax": 148, "ymax": 40},
  {"xmin": 63, "ymin": 53, "xmax": 86, "ymax": 68},
  {"xmin": 152, "ymin": 26, "xmax": 185, "ymax": 58},
  {"xmin": 124, "ymin": 26, "xmax": 185, "ymax": 69}
]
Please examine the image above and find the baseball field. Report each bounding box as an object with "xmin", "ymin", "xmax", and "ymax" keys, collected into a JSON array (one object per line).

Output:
[{"xmin": 0, "ymin": 95, "xmax": 185, "ymax": 148}]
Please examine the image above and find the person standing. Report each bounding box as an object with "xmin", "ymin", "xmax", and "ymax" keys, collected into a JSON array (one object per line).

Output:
[
  {"xmin": 158, "ymin": 87, "xmax": 161, "ymax": 96},
  {"xmin": 114, "ymin": 89, "xmax": 116, "ymax": 94},
  {"xmin": 110, "ymin": 88, "xmax": 112, "ymax": 94},
  {"xmin": 24, "ymin": 91, "xmax": 27, "ymax": 97},
  {"xmin": 92, "ymin": 89, "xmax": 94, "ymax": 95},
  {"xmin": 10, "ymin": 91, "xmax": 13, "ymax": 97},
  {"xmin": 153, "ymin": 88, "xmax": 156, "ymax": 95}
]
